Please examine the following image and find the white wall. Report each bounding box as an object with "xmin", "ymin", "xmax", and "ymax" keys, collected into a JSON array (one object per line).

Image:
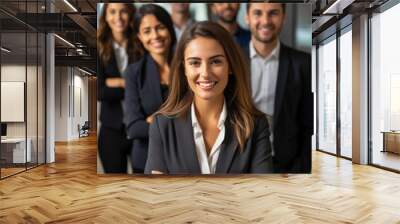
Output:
[
  {"xmin": 54, "ymin": 66, "xmax": 69, "ymax": 141},
  {"xmin": 76, "ymin": 71, "xmax": 89, "ymax": 138},
  {"xmin": 1, "ymin": 65, "xmax": 33, "ymax": 138},
  {"xmin": 54, "ymin": 67, "xmax": 89, "ymax": 141},
  {"xmin": 1, "ymin": 65, "xmax": 27, "ymax": 155}
]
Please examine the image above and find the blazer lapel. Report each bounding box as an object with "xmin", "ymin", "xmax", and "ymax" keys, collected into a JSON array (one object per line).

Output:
[
  {"xmin": 274, "ymin": 44, "xmax": 289, "ymax": 130},
  {"xmin": 215, "ymin": 119, "xmax": 238, "ymax": 173},
  {"xmin": 174, "ymin": 112, "xmax": 201, "ymax": 173},
  {"xmin": 144, "ymin": 55, "xmax": 163, "ymax": 106}
]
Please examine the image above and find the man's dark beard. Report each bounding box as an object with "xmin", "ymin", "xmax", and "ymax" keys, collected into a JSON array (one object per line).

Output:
[
  {"xmin": 176, "ymin": 9, "xmax": 189, "ymax": 14},
  {"xmin": 218, "ymin": 13, "xmax": 237, "ymax": 24}
]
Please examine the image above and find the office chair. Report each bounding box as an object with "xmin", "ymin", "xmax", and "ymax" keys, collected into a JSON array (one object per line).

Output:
[{"xmin": 78, "ymin": 121, "xmax": 90, "ymax": 138}]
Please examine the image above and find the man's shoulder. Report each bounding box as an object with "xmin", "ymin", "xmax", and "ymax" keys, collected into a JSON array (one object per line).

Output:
[
  {"xmin": 281, "ymin": 44, "xmax": 310, "ymax": 60},
  {"xmin": 236, "ymin": 25, "xmax": 251, "ymax": 38}
]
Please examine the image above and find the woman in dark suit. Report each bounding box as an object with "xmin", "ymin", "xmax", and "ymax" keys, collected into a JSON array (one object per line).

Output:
[
  {"xmin": 97, "ymin": 3, "xmax": 138, "ymax": 173},
  {"xmin": 124, "ymin": 4, "xmax": 176, "ymax": 173},
  {"xmin": 145, "ymin": 21, "xmax": 273, "ymax": 174}
]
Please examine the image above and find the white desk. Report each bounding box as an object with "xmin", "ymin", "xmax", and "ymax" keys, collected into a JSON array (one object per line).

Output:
[{"xmin": 1, "ymin": 138, "xmax": 32, "ymax": 163}]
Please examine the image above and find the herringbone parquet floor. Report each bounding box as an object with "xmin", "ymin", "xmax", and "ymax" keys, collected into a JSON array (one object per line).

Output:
[{"xmin": 1, "ymin": 135, "xmax": 400, "ymax": 223}]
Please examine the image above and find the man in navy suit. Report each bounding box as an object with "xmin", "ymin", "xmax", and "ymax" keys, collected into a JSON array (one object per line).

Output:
[{"xmin": 245, "ymin": 3, "xmax": 313, "ymax": 173}]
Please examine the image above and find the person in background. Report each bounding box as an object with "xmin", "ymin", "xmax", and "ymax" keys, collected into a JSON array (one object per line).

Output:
[
  {"xmin": 145, "ymin": 21, "xmax": 273, "ymax": 174},
  {"xmin": 124, "ymin": 4, "xmax": 176, "ymax": 173},
  {"xmin": 171, "ymin": 3, "xmax": 193, "ymax": 40},
  {"xmin": 97, "ymin": 3, "xmax": 137, "ymax": 173},
  {"xmin": 211, "ymin": 3, "xmax": 251, "ymax": 51},
  {"xmin": 245, "ymin": 3, "xmax": 313, "ymax": 173}
]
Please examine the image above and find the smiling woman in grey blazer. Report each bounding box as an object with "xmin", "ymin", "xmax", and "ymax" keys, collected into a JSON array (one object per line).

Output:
[{"xmin": 145, "ymin": 21, "xmax": 273, "ymax": 175}]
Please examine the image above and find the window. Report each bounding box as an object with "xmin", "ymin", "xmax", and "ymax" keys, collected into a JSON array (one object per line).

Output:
[
  {"xmin": 370, "ymin": 2, "xmax": 400, "ymax": 171},
  {"xmin": 339, "ymin": 28, "xmax": 352, "ymax": 158},
  {"xmin": 317, "ymin": 36, "xmax": 337, "ymax": 154}
]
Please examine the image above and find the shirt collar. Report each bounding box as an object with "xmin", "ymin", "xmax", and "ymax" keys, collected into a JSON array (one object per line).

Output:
[
  {"xmin": 249, "ymin": 40, "xmax": 280, "ymax": 61},
  {"xmin": 191, "ymin": 98, "xmax": 227, "ymax": 131},
  {"xmin": 112, "ymin": 41, "xmax": 125, "ymax": 50},
  {"xmin": 175, "ymin": 18, "xmax": 193, "ymax": 31}
]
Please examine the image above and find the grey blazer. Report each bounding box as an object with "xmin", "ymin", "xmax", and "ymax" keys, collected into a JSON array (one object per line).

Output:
[{"xmin": 144, "ymin": 111, "xmax": 273, "ymax": 174}]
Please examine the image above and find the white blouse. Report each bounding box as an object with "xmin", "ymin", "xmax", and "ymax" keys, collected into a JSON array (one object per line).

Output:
[
  {"xmin": 112, "ymin": 41, "xmax": 128, "ymax": 75},
  {"xmin": 191, "ymin": 100, "xmax": 227, "ymax": 174}
]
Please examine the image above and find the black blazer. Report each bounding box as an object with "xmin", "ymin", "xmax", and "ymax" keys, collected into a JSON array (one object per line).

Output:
[
  {"xmin": 245, "ymin": 43, "xmax": 313, "ymax": 173},
  {"xmin": 144, "ymin": 112, "xmax": 273, "ymax": 174},
  {"xmin": 97, "ymin": 54, "xmax": 126, "ymax": 130},
  {"xmin": 124, "ymin": 54, "xmax": 165, "ymax": 168}
]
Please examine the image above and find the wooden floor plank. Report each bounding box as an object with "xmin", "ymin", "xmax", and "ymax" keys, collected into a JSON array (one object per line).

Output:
[{"xmin": 1, "ymin": 135, "xmax": 400, "ymax": 223}]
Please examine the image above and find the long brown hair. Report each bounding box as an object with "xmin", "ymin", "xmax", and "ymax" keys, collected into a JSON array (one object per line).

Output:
[
  {"xmin": 97, "ymin": 3, "xmax": 137, "ymax": 65},
  {"xmin": 156, "ymin": 21, "xmax": 262, "ymax": 150}
]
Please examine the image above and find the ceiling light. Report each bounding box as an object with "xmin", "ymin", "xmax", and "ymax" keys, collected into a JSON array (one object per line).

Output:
[
  {"xmin": 54, "ymin": 34, "xmax": 75, "ymax": 48},
  {"xmin": 322, "ymin": 0, "xmax": 355, "ymax": 15},
  {"xmin": 63, "ymin": 0, "xmax": 78, "ymax": 12},
  {"xmin": 78, "ymin": 67, "xmax": 92, "ymax": 76},
  {"xmin": 1, "ymin": 47, "xmax": 11, "ymax": 53},
  {"xmin": 323, "ymin": 0, "xmax": 340, "ymax": 14}
]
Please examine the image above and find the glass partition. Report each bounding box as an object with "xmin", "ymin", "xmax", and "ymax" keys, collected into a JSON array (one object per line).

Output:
[
  {"xmin": 371, "ymin": 3, "xmax": 400, "ymax": 171},
  {"xmin": 339, "ymin": 28, "xmax": 352, "ymax": 158},
  {"xmin": 1, "ymin": 30, "xmax": 28, "ymax": 178},
  {"xmin": 27, "ymin": 31, "xmax": 38, "ymax": 169},
  {"xmin": 317, "ymin": 36, "xmax": 337, "ymax": 155},
  {"xmin": 0, "ymin": 0, "xmax": 46, "ymax": 179}
]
